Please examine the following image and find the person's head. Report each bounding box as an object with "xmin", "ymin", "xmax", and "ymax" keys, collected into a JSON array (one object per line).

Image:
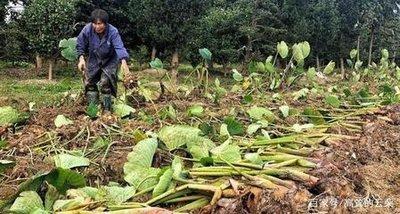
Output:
[{"xmin": 90, "ymin": 9, "xmax": 109, "ymax": 34}]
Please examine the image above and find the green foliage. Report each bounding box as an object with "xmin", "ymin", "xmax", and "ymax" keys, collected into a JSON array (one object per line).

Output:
[
  {"xmin": 10, "ymin": 191, "xmax": 47, "ymax": 214},
  {"xmin": 303, "ymin": 107, "xmax": 326, "ymax": 125},
  {"xmin": 150, "ymin": 58, "xmax": 164, "ymax": 69},
  {"xmin": 53, "ymin": 154, "xmax": 90, "ymax": 169},
  {"xmin": 152, "ymin": 168, "xmax": 173, "ymax": 197},
  {"xmin": 86, "ymin": 103, "xmax": 99, "ymax": 119},
  {"xmin": 114, "ymin": 103, "xmax": 136, "ymax": 118},
  {"xmin": 0, "ymin": 106, "xmax": 21, "ymax": 126},
  {"xmin": 54, "ymin": 115, "xmax": 73, "ymax": 128},
  {"xmin": 22, "ymin": 0, "xmax": 78, "ymax": 58},
  {"xmin": 247, "ymin": 106, "xmax": 275, "ymax": 122},
  {"xmin": 123, "ymin": 138, "xmax": 161, "ymax": 191},
  {"xmin": 199, "ymin": 48, "xmax": 212, "ymax": 61},
  {"xmin": 210, "ymin": 139, "xmax": 241, "ymax": 162},
  {"xmin": 277, "ymin": 41, "xmax": 289, "ymax": 58},
  {"xmin": 187, "ymin": 105, "xmax": 204, "ymax": 117},
  {"xmin": 59, "ymin": 38, "xmax": 77, "ymax": 61},
  {"xmin": 223, "ymin": 117, "xmax": 244, "ymax": 136}
]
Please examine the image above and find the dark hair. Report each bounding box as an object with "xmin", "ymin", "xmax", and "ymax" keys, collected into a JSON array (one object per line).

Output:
[{"xmin": 90, "ymin": 9, "xmax": 109, "ymax": 24}]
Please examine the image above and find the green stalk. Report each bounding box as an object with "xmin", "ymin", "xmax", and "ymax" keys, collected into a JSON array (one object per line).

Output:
[
  {"xmin": 261, "ymin": 154, "xmax": 317, "ymax": 168},
  {"xmin": 145, "ymin": 184, "xmax": 220, "ymax": 206},
  {"xmin": 132, "ymin": 185, "xmax": 155, "ymax": 198},
  {"xmin": 164, "ymin": 195, "xmax": 206, "ymax": 204},
  {"xmin": 153, "ymin": 189, "xmax": 192, "ymax": 205},
  {"xmin": 276, "ymin": 145, "xmax": 314, "ymax": 156},
  {"xmin": 174, "ymin": 198, "xmax": 210, "ymax": 212},
  {"xmin": 108, "ymin": 203, "xmax": 147, "ymax": 211},
  {"xmin": 260, "ymin": 175, "xmax": 296, "ymax": 189}
]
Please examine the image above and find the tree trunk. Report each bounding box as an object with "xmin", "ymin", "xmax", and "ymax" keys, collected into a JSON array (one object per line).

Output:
[
  {"xmin": 340, "ymin": 58, "xmax": 345, "ymax": 79},
  {"xmin": 151, "ymin": 46, "xmax": 157, "ymax": 60},
  {"xmin": 357, "ymin": 36, "xmax": 360, "ymax": 62},
  {"xmin": 171, "ymin": 50, "xmax": 179, "ymax": 89},
  {"xmin": 48, "ymin": 59, "xmax": 54, "ymax": 80},
  {"xmin": 316, "ymin": 56, "xmax": 320, "ymax": 72},
  {"xmin": 368, "ymin": 29, "xmax": 374, "ymax": 66},
  {"xmin": 392, "ymin": 50, "xmax": 396, "ymax": 64},
  {"xmin": 36, "ymin": 54, "xmax": 42, "ymax": 74}
]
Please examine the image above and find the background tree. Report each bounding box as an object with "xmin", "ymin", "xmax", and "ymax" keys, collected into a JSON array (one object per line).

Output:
[{"xmin": 21, "ymin": 0, "xmax": 78, "ymax": 80}]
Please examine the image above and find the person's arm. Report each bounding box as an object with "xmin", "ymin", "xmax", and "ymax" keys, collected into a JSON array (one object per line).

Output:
[
  {"xmin": 110, "ymin": 28, "xmax": 130, "ymax": 76},
  {"xmin": 76, "ymin": 25, "xmax": 89, "ymax": 58},
  {"xmin": 76, "ymin": 25, "xmax": 89, "ymax": 73}
]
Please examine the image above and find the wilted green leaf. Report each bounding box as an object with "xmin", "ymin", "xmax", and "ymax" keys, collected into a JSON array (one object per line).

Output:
[
  {"xmin": 323, "ymin": 61, "xmax": 335, "ymax": 74},
  {"xmin": 53, "ymin": 154, "xmax": 90, "ymax": 169},
  {"xmin": 53, "ymin": 196, "xmax": 85, "ymax": 212},
  {"xmin": 211, "ymin": 139, "xmax": 241, "ymax": 163},
  {"xmin": 232, "ymin": 69, "xmax": 243, "ymax": 82},
  {"xmin": 223, "ymin": 117, "xmax": 244, "ymax": 136},
  {"xmin": 153, "ymin": 168, "xmax": 173, "ymax": 197},
  {"xmin": 54, "ymin": 115, "xmax": 73, "ymax": 128},
  {"xmin": 292, "ymin": 123, "xmax": 314, "ymax": 133},
  {"xmin": 187, "ymin": 105, "xmax": 204, "ymax": 117},
  {"xmin": 44, "ymin": 185, "xmax": 59, "ymax": 211},
  {"xmin": 279, "ymin": 105, "xmax": 290, "ymax": 118},
  {"xmin": 10, "ymin": 191, "xmax": 45, "ymax": 214},
  {"xmin": 244, "ymin": 153, "xmax": 263, "ymax": 165},
  {"xmin": 158, "ymin": 125, "xmax": 213, "ymax": 151},
  {"xmin": 247, "ymin": 123, "xmax": 261, "ymax": 135},
  {"xmin": 199, "ymin": 48, "xmax": 212, "ymax": 61},
  {"xmin": 247, "ymin": 106, "xmax": 275, "ymax": 122},
  {"xmin": 200, "ymin": 157, "xmax": 214, "ymax": 166},
  {"xmin": 293, "ymin": 88, "xmax": 309, "ymax": 101},
  {"xmin": 46, "ymin": 168, "xmax": 86, "ymax": 194},
  {"xmin": 0, "ymin": 106, "xmax": 21, "ymax": 126},
  {"xmin": 123, "ymin": 138, "xmax": 161, "ymax": 190},
  {"xmin": 100, "ymin": 186, "xmax": 136, "ymax": 205},
  {"xmin": 277, "ymin": 41, "xmax": 289, "ymax": 58},
  {"xmin": 114, "ymin": 104, "xmax": 135, "ymax": 118},
  {"xmin": 220, "ymin": 123, "xmax": 230, "ymax": 137},
  {"xmin": 303, "ymin": 107, "xmax": 326, "ymax": 125},
  {"xmin": 325, "ymin": 95, "xmax": 341, "ymax": 108}
]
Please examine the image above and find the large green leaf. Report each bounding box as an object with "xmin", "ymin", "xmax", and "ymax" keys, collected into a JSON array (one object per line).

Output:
[
  {"xmin": 124, "ymin": 167, "xmax": 160, "ymax": 191},
  {"xmin": 199, "ymin": 48, "xmax": 212, "ymax": 61},
  {"xmin": 0, "ymin": 106, "xmax": 21, "ymax": 126},
  {"xmin": 244, "ymin": 153, "xmax": 263, "ymax": 165},
  {"xmin": 123, "ymin": 138, "xmax": 161, "ymax": 190},
  {"xmin": 114, "ymin": 103, "xmax": 136, "ymax": 118},
  {"xmin": 158, "ymin": 125, "xmax": 214, "ymax": 151},
  {"xmin": 187, "ymin": 105, "xmax": 204, "ymax": 117},
  {"xmin": 292, "ymin": 44, "xmax": 304, "ymax": 64},
  {"xmin": 124, "ymin": 138, "xmax": 158, "ymax": 171},
  {"xmin": 247, "ymin": 106, "xmax": 275, "ymax": 122},
  {"xmin": 381, "ymin": 49, "xmax": 389, "ymax": 60},
  {"xmin": 277, "ymin": 41, "xmax": 288, "ymax": 58},
  {"xmin": 223, "ymin": 117, "xmax": 244, "ymax": 136},
  {"xmin": 211, "ymin": 139, "xmax": 241, "ymax": 163},
  {"xmin": 325, "ymin": 95, "xmax": 341, "ymax": 108},
  {"xmin": 10, "ymin": 191, "xmax": 46, "ymax": 214},
  {"xmin": 99, "ymin": 186, "xmax": 136, "ymax": 205},
  {"xmin": 53, "ymin": 154, "xmax": 90, "ymax": 169},
  {"xmin": 300, "ymin": 41, "xmax": 311, "ymax": 58},
  {"xmin": 303, "ymin": 107, "xmax": 326, "ymax": 125},
  {"xmin": 59, "ymin": 38, "xmax": 78, "ymax": 61},
  {"xmin": 46, "ymin": 168, "xmax": 86, "ymax": 194},
  {"xmin": 152, "ymin": 168, "xmax": 173, "ymax": 197},
  {"xmin": 54, "ymin": 115, "xmax": 73, "ymax": 128},
  {"xmin": 323, "ymin": 61, "xmax": 335, "ymax": 74}
]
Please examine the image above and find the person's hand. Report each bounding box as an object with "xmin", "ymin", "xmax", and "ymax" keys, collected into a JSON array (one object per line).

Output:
[
  {"xmin": 121, "ymin": 59, "xmax": 130, "ymax": 79},
  {"xmin": 78, "ymin": 55, "xmax": 86, "ymax": 74}
]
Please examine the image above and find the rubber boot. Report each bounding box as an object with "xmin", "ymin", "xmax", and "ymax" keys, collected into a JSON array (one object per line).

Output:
[
  {"xmin": 86, "ymin": 91, "xmax": 99, "ymax": 106},
  {"xmin": 102, "ymin": 94, "xmax": 112, "ymax": 112}
]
